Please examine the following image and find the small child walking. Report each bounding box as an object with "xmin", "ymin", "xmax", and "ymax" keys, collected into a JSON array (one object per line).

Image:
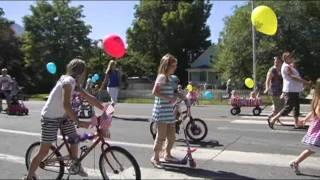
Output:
[{"xmin": 289, "ymin": 78, "xmax": 320, "ymax": 175}]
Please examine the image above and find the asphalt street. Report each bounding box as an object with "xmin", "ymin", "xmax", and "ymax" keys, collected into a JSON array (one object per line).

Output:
[{"xmin": 0, "ymin": 100, "xmax": 319, "ymax": 179}]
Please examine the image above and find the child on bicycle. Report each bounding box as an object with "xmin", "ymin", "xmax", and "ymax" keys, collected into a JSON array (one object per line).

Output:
[
  {"xmin": 24, "ymin": 58, "xmax": 105, "ymax": 180},
  {"xmin": 289, "ymin": 78, "xmax": 320, "ymax": 175},
  {"xmin": 151, "ymin": 53, "xmax": 178, "ymax": 168}
]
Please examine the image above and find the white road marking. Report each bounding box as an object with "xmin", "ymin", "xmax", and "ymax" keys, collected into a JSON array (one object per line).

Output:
[
  {"xmin": 230, "ymin": 119, "xmax": 310, "ymax": 126},
  {"xmin": 0, "ymin": 128, "xmax": 319, "ymax": 170},
  {"xmin": 238, "ymin": 116, "xmax": 294, "ymax": 120},
  {"xmin": 217, "ymin": 126, "xmax": 306, "ymax": 134},
  {"xmin": 0, "ymin": 152, "xmax": 199, "ymax": 179},
  {"xmin": 113, "ymin": 115, "xmax": 225, "ymax": 122}
]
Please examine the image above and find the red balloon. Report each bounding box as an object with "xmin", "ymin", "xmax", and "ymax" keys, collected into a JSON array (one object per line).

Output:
[{"xmin": 103, "ymin": 34, "xmax": 125, "ymax": 59}]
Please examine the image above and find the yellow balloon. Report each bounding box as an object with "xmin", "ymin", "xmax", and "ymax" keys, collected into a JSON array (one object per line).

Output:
[
  {"xmin": 251, "ymin": 5, "xmax": 278, "ymax": 36},
  {"xmin": 186, "ymin": 84, "xmax": 193, "ymax": 92},
  {"xmin": 245, "ymin": 78, "xmax": 255, "ymax": 89}
]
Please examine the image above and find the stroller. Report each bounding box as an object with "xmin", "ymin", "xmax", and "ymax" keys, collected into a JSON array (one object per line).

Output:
[
  {"xmin": 72, "ymin": 93, "xmax": 93, "ymax": 118},
  {"xmin": 6, "ymin": 93, "xmax": 29, "ymax": 115}
]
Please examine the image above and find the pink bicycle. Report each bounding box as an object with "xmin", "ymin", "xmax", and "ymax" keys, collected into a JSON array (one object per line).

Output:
[{"xmin": 25, "ymin": 106, "xmax": 141, "ymax": 179}]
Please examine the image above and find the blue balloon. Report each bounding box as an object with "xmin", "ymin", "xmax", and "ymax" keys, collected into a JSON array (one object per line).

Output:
[
  {"xmin": 46, "ymin": 62, "xmax": 57, "ymax": 74},
  {"xmin": 93, "ymin": 73, "xmax": 99, "ymax": 81},
  {"xmin": 91, "ymin": 73, "xmax": 99, "ymax": 82},
  {"xmin": 203, "ymin": 90, "xmax": 214, "ymax": 100}
]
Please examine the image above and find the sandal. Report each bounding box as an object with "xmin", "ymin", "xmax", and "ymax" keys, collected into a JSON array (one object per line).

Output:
[
  {"xmin": 268, "ymin": 118, "xmax": 275, "ymax": 129},
  {"xmin": 150, "ymin": 158, "xmax": 162, "ymax": 168},
  {"xmin": 289, "ymin": 161, "xmax": 301, "ymax": 175},
  {"xmin": 164, "ymin": 156, "xmax": 179, "ymax": 162}
]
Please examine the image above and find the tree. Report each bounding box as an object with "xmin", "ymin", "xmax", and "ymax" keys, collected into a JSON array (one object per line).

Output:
[
  {"xmin": 214, "ymin": 1, "xmax": 320, "ymax": 89},
  {"xmin": 0, "ymin": 8, "xmax": 26, "ymax": 85},
  {"xmin": 22, "ymin": 0, "xmax": 92, "ymax": 92},
  {"xmin": 126, "ymin": 0, "xmax": 212, "ymax": 84}
]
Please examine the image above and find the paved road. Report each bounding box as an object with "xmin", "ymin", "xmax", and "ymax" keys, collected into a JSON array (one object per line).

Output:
[{"xmin": 1, "ymin": 101, "xmax": 319, "ymax": 179}]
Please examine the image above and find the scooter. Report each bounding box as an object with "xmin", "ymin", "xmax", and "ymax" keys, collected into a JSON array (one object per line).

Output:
[{"xmin": 159, "ymin": 99, "xmax": 197, "ymax": 168}]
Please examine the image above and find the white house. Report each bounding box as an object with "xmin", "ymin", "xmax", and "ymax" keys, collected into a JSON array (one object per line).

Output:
[{"xmin": 186, "ymin": 45, "xmax": 221, "ymax": 88}]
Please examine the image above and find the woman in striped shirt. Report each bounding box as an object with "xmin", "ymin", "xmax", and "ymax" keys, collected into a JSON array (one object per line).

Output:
[{"xmin": 151, "ymin": 53, "xmax": 178, "ymax": 168}]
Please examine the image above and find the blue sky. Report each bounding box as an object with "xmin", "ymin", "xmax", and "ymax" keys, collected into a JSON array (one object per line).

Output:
[{"xmin": 0, "ymin": 1, "xmax": 247, "ymax": 44}]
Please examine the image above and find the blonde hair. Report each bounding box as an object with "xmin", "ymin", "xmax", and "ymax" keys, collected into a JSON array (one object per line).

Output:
[
  {"xmin": 158, "ymin": 53, "xmax": 177, "ymax": 75},
  {"xmin": 106, "ymin": 60, "xmax": 116, "ymax": 74},
  {"xmin": 66, "ymin": 58, "xmax": 86, "ymax": 80},
  {"xmin": 311, "ymin": 78, "xmax": 320, "ymax": 117}
]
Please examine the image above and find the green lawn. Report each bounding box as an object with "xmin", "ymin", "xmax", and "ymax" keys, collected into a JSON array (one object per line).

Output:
[{"xmin": 29, "ymin": 94, "xmax": 49, "ymax": 101}]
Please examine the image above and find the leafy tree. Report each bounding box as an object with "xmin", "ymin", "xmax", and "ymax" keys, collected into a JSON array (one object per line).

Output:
[
  {"xmin": 215, "ymin": 1, "xmax": 320, "ymax": 89},
  {"xmin": 22, "ymin": 0, "xmax": 92, "ymax": 92},
  {"xmin": 127, "ymin": 0, "xmax": 212, "ymax": 84},
  {"xmin": 0, "ymin": 8, "xmax": 26, "ymax": 85}
]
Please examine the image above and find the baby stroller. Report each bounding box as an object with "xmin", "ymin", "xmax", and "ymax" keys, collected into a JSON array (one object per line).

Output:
[
  {"xmin": 6, "ymin": 94, "xmax": 29, "ymax": 115},
  {"xmin": 72, "ymin": 93, "xmax": 93, "ymax": 118}
]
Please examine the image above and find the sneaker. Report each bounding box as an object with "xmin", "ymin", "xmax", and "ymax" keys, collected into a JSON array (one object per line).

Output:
[
  {"xmin": 289, "ymin": 161, "xmax": 301, "ymax": 175},
  {"xmin": 164, "ymin": 156, "xmax": 179, "ymax": 163},
  {"xmin": 68, "ymin": 162, "xmax": 88, "ymax": 177}
]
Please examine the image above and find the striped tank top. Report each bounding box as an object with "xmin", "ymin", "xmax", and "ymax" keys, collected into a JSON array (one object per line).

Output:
[{"xmin": 151, "ymin": 74, "xmax": 175, "ymax": 123}]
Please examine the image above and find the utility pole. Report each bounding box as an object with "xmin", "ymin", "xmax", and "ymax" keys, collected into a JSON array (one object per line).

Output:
[{"xmin": 251, "ymin": 0, "xmax": 257, "ymax": 90}]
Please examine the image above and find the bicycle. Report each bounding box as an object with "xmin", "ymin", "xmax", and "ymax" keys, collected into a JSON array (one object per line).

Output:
[
  {"xmin": 25, "ymin": 106, "xmax": 141, "ymax": 179},
  {"xmin": 150, "ymin": 96, "xmax": 208, "ymax": 142}
]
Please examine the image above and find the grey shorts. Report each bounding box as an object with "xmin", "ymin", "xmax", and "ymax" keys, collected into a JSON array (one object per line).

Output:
[{"xmin": 41, "ymin": 117, "xmax": 76, "ymax": 143}]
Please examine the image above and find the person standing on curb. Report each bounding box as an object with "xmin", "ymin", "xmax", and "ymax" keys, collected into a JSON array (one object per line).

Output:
[{"xmin": 100, "ymin": 60, "xmax": 121, "ymax": 106}]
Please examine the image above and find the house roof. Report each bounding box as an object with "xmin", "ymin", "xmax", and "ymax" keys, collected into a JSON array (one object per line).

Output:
[{"xmin": 190, "ymin": 45, "xmax": 216, "ymax": 68}]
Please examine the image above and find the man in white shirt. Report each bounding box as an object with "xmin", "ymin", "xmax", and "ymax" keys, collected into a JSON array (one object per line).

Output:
[
  {"xmin": 0, "ymin": 68, "xmax": 13, "ymax": 111},
  {"xmin": 268, "ymin": 51, "xmax": 310, "ymax": 129}
]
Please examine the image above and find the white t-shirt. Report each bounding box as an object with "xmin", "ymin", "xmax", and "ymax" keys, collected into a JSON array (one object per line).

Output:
[
  {"xmin": 0, "ymin": 74, "xmax": 12, "ymax": 91},
  {"xmin": 41, "ymin": 75, "xmax": 76, "ymax": 118},
  {"xmin": 281, "ymin": 63, "xmax": 304, "ymax": 93},
  {"xmin": 155, "ymin": 74, "xmax": 166, "ymax": 85}
]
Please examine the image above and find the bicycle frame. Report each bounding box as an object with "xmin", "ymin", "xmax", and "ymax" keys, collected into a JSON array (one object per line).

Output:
[
  {"xmin": 41, "ymin": 115, "xmax": 120, "ymax": 174},
  {"xmin": 175, "ymin": 98, "xmax": 192, "ymax": 128}
]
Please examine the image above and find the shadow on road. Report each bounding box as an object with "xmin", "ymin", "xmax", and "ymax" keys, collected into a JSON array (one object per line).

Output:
[
  {"xmin": 176, "ymin": 139, "xmax": 223, "ymax": 148},
  {"xmin": 113, "ymin": 115, "xmax": 149, "ymax": 122},
  {"xmin": 273, "ymin": 124, "xmax": 308, "ymax": 131},
  {"xmin": 298, "ymin": 173, "xmax": 320, "ymax": 178},
  {"xmin": 162, "ymin": 165, "xmax": 255, "ymax": 179}
]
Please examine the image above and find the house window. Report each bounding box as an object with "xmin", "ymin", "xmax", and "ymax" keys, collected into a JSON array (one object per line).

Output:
[{"xmin": 200, "ymin": 72, "xmax": 206, "ymax": 81}]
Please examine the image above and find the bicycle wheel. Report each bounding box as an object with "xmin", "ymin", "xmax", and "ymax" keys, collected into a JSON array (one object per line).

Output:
[
  {"xmin": 99, "ymin": 146, "xmax": 141, "ymax": 180},
  {"xmin": 149, "ymin": 121, "xmax": 157, "ymax": 140},
  {"xmin": 25, "ymin": 141, "xmax": 64, "ymax": 179},
  {"xmin": 186, "ymin": 118, "xmax": 208, "ymax": 142}
]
